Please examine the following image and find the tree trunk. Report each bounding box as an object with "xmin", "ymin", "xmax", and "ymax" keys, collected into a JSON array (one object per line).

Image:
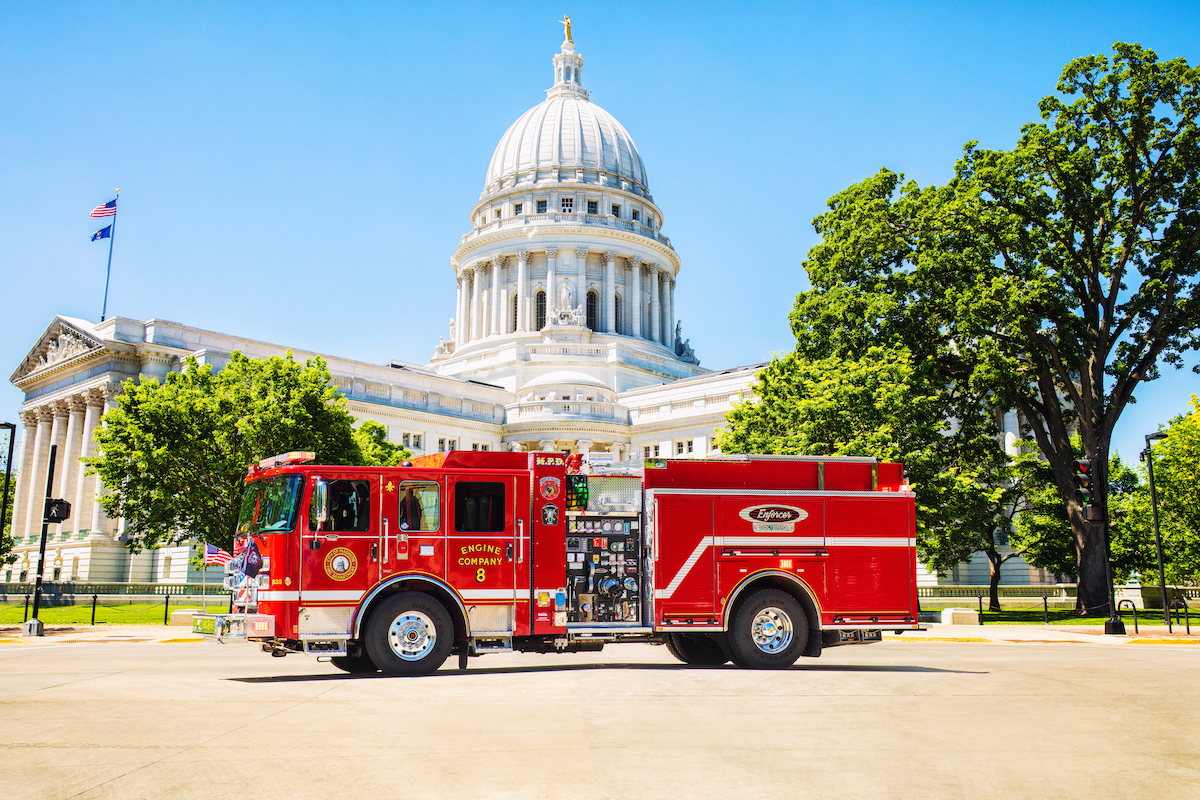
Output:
[
  {"xmin": 987, "ymin": 552, "xmax": 1002, "ymax": 612},
  {"xmin": 1074, "ymin": 521, "xmax": 1111, "ymax": 616}
]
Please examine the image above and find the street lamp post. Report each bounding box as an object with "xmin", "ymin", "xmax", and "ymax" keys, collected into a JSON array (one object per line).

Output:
[
  {"xmin": 1141, "ymin": 431, "xmax": 1171, "ymax": 630},
  {"xmin": 0, "ymin": 421, "xmax": 14, "ymax": 549}
]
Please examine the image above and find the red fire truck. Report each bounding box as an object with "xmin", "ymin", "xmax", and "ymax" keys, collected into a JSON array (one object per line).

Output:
[{"xmin": 194, "ymin": 450, "xmax": 921, "ymax": 675}]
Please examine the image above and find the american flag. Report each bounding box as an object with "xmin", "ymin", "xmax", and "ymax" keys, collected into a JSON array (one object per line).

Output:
[
  {"xmin": 203, "ymin": 543, "xmax": 233, "ymax": 566},
  {"xmin": 90, "ymin": 199, "xmax": 117, "ymax": 218}
]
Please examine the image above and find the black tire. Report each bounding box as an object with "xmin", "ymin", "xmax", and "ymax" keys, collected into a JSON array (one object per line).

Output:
[
  {"xmin": 330, "ymin": 653, "xmax": 378, "ymax": 674},
  {"xmin": 664, "ymin": 633, "xmax": 729, "ymax": 666},
  {"xmin": 364, "ymin": 592, "xmax": 454, "ymax": 676},
  {"xmin": 726, "ymin": 589, "xmax": 808, "ymax": 669}
]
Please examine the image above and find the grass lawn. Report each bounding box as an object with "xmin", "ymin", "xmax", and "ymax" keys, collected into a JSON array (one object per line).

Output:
[
  {"xmin": 0, "ymin": 602, "xmax": 222, "ymax": 626},
  {"xmin": 927, "ymin": 607, "xmax": 1187, "ymax": 627}
]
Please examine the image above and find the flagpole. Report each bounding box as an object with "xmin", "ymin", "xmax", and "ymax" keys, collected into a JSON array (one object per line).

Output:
[{"xmin": 101, "ymin": 189, "xmax": 119, "ymax": 322}]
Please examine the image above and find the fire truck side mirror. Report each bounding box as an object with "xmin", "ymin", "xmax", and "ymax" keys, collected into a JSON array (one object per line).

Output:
[{"xmin": 312, "ymin": 480, "xmax": 329, "ymax": 526}]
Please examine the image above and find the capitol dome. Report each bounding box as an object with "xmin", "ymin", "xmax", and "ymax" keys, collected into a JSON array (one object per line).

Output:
[
  {"xmin": 485, "ymin": 92, "xmax": 648, "ymax": 194},
  {"xmin": 482, "ymin": 39, "xmax": 649, "ymax": 197}
]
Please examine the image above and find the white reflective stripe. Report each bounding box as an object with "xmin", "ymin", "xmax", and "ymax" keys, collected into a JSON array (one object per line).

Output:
[
  {"xmin": 258, "ymin": 591, "xmax": 299, "ymax": 602},
  {"xmin": 827, "ymin": 537, "xmax": 916, "ymax": 547},
  {"xmin": 300, "ymin": 590, "xmax": 365, "ymax": 601},
  {"xmin": 459, "ymin": 589, "xmax": 520, "ymax": 600},
  {"xmin": 718, "ymin": 536, "xmax": 824, "ymax": 547},
  {"xmin": 655, "ymin": 537, "xmax": 714, "ymax": 600}
]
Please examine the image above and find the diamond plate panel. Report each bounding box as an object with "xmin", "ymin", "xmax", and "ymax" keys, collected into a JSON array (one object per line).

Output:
[
  {"xmin": 586, "ymin": 476, "xmax": 642, "ymax": 513},
  {"xmin": 468, "ymin": 605, "xmax": 514, "ymax": 634},
  {"xmin": 298, "ymin": 606, "xmax": 353, "ymax": 637}
]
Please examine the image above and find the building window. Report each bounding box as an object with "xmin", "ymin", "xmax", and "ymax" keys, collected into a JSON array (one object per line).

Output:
[
  {"xmin": 481, "ymin": 444, "xmax": 489, "ymax": 451},
  {"xmin": 536, "ymin": 290, "xmax": 546, "ymax": 330},
  {"xmin": 648, "ymin": 215, "xmax": 655, "ymax": 228},
  {"xmin": 438, "ymin": 437, "xmax": 446, "ymax": 452},
  {"xmin": 587, "ymin": 200, "xmax": 598, "ymax": 215},
  {"xmin": 514, "ymin": 202, "xmax": 523, "ymax": 215},
  {"xmin": 537, "ymin": 199, "xmax": 547, "ymax": 214},
  {"xmin": 611, "ymin": 203, "xmax": 620, "ymax": 216},
  {"xmin": 586, "ymin": 290, "xmax": 598, "ymax": 329},
  {"xmin": 644, "ymin": 446, "xmax": 651, "ymax": 459},
  {"xmin": 472, "ymin": 443, "xmax": 479, "ymax": 451},
  {"xmin": 614, "ymin": 295, "xmax": 622, "ymax": 335},
  {"xmin": 448, "ymin": 439, "xmax": 457, "ymax": 450},
  {"xmin": 412, "ymin": 434, "xmax": 422, "ymax": 450},
  {"xmin": 402, "ymin": 433, "xmax": 411, "ymax": 447},
  {"xmin": 687, "ymin": 439, "xmax": 694, "ymax": 454},
  {"xmin": 53, "ymin": 566, "xmax": 61, "ymax": 580},
  {"xmin": 654, "ymin": 444, "xmax": 660, "ymax": 457},
  {"xmin": 632, "ymin": 209, "xmax": 640, "ymax": 222},
  {"xmin": 561, "ymin": 197, "xmax": 574, "ymax": 212},
  {"xmin": 494, "ymin": 209, "xmax": 502, "ymax": 219},
  {"xmin": 511, "ymin": 294, "xmax": 518, "ymax": 333},
  {"xmin": 676, "ymin": 441, "xmax": 684, "ymax": 456}
]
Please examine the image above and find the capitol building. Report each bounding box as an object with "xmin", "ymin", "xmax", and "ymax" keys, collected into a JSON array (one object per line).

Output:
[{"xmin": 5, "ymin": 33, "xmax": 1045, "ymax": 589}]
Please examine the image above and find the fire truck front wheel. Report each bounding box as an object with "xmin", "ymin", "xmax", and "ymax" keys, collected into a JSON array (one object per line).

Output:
[
  {"xmin": 365, "ymin": 592, "xmax": 453, "ymax": 676},
  {"xmin": 727, "ymin": 589, "xmax": 808, "ymax": 669}
]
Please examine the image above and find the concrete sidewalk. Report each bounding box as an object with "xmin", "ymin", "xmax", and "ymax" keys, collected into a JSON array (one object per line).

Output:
[{"xmin": 890, "ymin": 622, "xmax": 1200, "ymax": 645}]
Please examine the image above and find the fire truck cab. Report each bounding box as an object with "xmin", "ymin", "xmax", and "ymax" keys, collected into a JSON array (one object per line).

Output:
[{"xmin": 194, "ymin": 450, "xmax": 921, "ymax": 675}]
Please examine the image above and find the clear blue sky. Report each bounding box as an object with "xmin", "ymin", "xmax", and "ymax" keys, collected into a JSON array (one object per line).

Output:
[{"xmin": 2, "ymin": 1, "xmax": 1197, "ymax": 462}]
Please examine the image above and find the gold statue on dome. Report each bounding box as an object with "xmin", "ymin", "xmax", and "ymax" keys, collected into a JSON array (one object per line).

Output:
[{"xmin": 559, "ymin": 15, "xmax": 572, "ymax": 43}]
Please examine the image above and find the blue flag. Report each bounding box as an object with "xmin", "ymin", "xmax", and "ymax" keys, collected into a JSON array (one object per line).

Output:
[{"xmin": 91, "ymin": 225, "xmax": 111, "ymax": 241}]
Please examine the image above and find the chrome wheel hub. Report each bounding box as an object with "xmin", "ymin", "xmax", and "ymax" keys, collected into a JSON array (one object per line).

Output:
[
  {"xmin": 750, "ymin": 607, "xmax": 793, "ymax": 654},
  {"xmin": 387, "ymin": 610, "xmax": 436, "ymax": 661}
]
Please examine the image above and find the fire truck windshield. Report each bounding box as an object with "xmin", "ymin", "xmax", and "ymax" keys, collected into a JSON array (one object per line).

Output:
[{"xmin": 237, "ymin": 474, "xmax": 306, "ymax": 535}]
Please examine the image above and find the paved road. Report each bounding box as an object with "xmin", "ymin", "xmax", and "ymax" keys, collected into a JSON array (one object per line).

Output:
[{"xmin": 1, "ymin": 626, "xmax": 1197, "ymax": 799}]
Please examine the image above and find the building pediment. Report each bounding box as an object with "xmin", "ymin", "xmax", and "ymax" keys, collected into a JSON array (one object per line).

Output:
[{"xmin": 11, "ymin": 317, "xmax": 106, "ymax": 386}]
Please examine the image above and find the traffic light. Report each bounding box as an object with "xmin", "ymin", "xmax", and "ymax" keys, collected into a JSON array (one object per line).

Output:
[{"xmin": 1072, "ymin": 458, "xmax": 1092, "ymax": 504}]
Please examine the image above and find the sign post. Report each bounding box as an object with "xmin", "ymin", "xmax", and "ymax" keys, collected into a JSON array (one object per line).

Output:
[{"xmin": 23, "ymin": 444, "xmax": 71, "ymax": 637}]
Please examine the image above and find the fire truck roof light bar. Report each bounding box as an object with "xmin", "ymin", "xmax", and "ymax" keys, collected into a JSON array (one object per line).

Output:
[{"xmin": 258, "ymin": 451, "xmax": 316, "ymax": 469}]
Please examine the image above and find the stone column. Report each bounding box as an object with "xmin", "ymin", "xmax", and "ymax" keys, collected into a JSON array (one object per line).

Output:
[
  {"xmin": 576, "ymin": 440, "xmax": 592, "ymax": 458},
  {"xmin": 57, "ymin": 396, "xmax": 86, "ymax": 536},
  {"xmin": 516, "ymin": 250, "xmax": 529, "ymax": 332},
  {"xmin": 22, "ymin": 407, "xmax": 53, "ymax": 540},
  {"xmin": 90, "ymin": 384, "xmax": 121, "ymax": 539},
  {"xmin": 10, "ymin": 411, "xmax": 39, "ymax": 544},
  {"xmin": 628, "ymin": 257, "xmax": 642, "ymax": 339},
  {"xmin": 455, "ymin": 273, "xmax": 467, "ymax": 345},
  {"xmin": 74, "ymin": 390, "xmax": 105, "ymax": 534},
  {"xmin": 539, "ymin": 439, "xmax": 557, "ymax": 452},
  {"xmin": 545, "ymin": 248, "xmax": 558, "ymax": 315},
  {"xmin": 666, "ymin": 275, "xmax": 676, "ymax": 352},
  {"xmin": 604, "ymin": 251, "xmax": 617, "ymax": 333},
  {"xmin": 491, "ymin": 256, "xmax": 505, "ymax": 335},
  {"xmin": 469, "ymin": 263, "xmax": 482, "ymax": 341},
  {"xmin": 574, "ymin": 248, "xmax": 588, "ymax": 321},
  {"xmin": 49, "ymin": 401, "xmax": 70, "ymax": 505},
  {"xmin": 649, "ymin": 265, "xmax": 661, "ymax": 344}
]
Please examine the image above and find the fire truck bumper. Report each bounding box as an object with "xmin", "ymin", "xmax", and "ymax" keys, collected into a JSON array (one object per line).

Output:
[{"xmin": 192, "ymin": 613, "xmax": 276, "ymax": 643}]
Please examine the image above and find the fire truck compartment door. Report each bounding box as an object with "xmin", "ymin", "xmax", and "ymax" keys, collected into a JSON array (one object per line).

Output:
[
  {"xmin": 300, "ymin": 474, "xmax": 379, "ymax": 605},
  {"xmin": 448, "ymin": 476, "xmax": 517, "ymax": 634}
]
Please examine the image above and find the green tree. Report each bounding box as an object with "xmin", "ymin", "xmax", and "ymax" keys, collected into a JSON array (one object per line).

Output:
[
  {"xmin": 89, "ymin": 351, "xmax": 375, "ymax": 553},
  {"xmin": 1, "ymin": 454, "xmax": 15, "ymax": 567},
  {"xmin": 790, "ymin": 43, "xmax": 1200, "ymax": 614},
  {"xmin": 717, "ymin": 345, "xmax": 1030, "ymax": 611},
  {"xmin": 354, "ymin": 419, "xmax": 411, "ymax": 467},
  {"xmin": 1137, "ymin": 395, "xmax": 1200, "ymax": 584}
]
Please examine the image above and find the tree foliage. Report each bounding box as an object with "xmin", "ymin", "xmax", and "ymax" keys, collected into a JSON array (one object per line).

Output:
[
  {"xmin": 786, "ymin": 43, "xmax": 1199, "ymax": 613},
  {"xmin": 89, "ymin": 351, "xmax": 395, "ymax": 552}
]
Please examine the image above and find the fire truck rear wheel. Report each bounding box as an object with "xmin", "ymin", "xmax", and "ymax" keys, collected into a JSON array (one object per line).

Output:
[
  {"xmin": 664, "ymin": 633, "xmax": 729, "ymax": 666},
  {"xmin": 727, "ymin": 589, "xmax": 807, "ymax": 669},
  {"xmin": 365, "ymin": 592, "xmax": 453, "ymax": 676}
]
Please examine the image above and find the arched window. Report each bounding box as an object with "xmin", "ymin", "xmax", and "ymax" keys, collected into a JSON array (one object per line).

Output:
[
  {"xmin": 614, "ymin": 295, "xmax": 622, "ymax": 335},
  {"xmin": 510, "ymin": 294, "xmax": 518, "ymax": 333},
  {"xmin": 586, "ymin": 290, "xmax": 598, "ymax": 330},
  {"xmin": 535, "ymin": 290, "xmax": 546, "ymax": 330}
]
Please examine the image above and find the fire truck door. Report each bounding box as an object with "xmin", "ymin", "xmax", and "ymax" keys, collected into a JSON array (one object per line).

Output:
[
  {"xmin": 448, "ymin": 476, "xmax": 517, "ymax": 635},
  {"xmin": 300, "ymin": 474, "xmax": 379, "ymax": 604}
]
